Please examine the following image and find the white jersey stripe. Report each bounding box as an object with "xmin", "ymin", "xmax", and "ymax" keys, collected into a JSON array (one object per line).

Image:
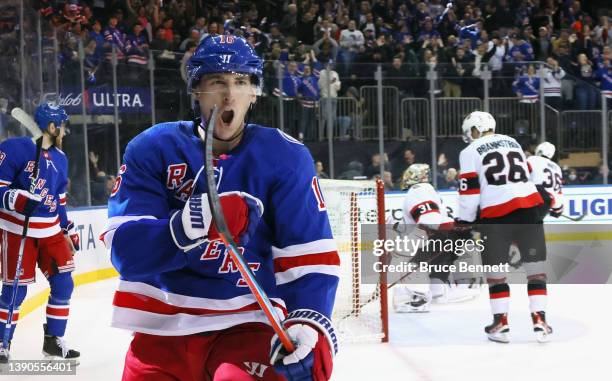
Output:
[
  {"xmin": 271, "ymin": 239, "xmax": 338, "ymax": 258},
  {"xmin": 274, "ymin": 264, "xmax": 340, "ymax": 285},
  {"xmin": 117, "ymin": 280, "xmax": 287, "ymax": 311},
  {"xmin": 111, "ymin": 306, "xmax": 285, "ymax": 336}
]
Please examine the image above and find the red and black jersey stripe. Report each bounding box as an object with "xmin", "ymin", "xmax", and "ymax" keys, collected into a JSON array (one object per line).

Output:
[
  {"xmin": 410, "ymin": 200, "xmax": 440, "ymax": 222},
  {"xmin": 459, "ymin": 172, "xmax": 480, "ymax": 195}
]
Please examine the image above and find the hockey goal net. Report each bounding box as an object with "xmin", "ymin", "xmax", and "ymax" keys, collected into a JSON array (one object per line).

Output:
[{"xmin": 319, "ymin": 178, "xmax": 388, "ymax": 343}]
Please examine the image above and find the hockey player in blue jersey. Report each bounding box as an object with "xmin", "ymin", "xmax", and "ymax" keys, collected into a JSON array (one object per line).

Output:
[
  {"xmin": 0, "ymin": 103, "xmax": 80, "ymax": 363},
  {"xmin": 102, "ymin": 34, "xmax": 339, "ymax": 381}
]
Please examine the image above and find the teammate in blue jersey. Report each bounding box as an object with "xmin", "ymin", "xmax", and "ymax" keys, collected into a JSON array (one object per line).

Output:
[
  {"xmin": 102, "ymin": 34, "xmax": 339, "ymax": 381},
  {"xmin": 0, "ymin": 103, "xmax": 80, "ymax": 363}
]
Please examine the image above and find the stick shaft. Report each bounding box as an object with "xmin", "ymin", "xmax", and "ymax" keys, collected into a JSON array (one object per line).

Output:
[
  {"xmin": 202, "ymin": 106, "xmax": 295, "ymax": 352},
  {"xmin": 1, "ymin": 137, "xmax": 43, "ymax": 348}
]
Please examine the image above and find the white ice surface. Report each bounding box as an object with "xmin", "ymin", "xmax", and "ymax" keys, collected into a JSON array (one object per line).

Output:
[{"xmin": 3, "ymin": 279, "xmax": 610, "ymax": 380}]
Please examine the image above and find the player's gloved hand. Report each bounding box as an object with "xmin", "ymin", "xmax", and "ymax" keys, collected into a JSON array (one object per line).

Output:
[
  {"xmin": 170, "ymin": 191, "xmax": 264, "ymax": 251},
  {"xmin": 550, "ymin": 206, "xmax": 562, "ymax": 218},
  {"xmin": 63, "ymin": 220, "xmax": 80, "ymax": 251},
  {"xmin": 270, "ymin": 309, "xmax": 337, "ymax": 381},
  {"xmin": 2, "ymin": 189, "xmax": 42, "ymax": 216},
  {"xmin": 453, "ymin": 218, "xmax": 473, "ymax": 233}
]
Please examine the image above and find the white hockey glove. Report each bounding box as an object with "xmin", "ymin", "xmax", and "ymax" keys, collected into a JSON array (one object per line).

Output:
[
  {"xmin": 170, "ymin": 191, "xmax": 263, "ymax": 251},
  {"xmin": 270, "ymin": 309, "xmax": 337, "ymax": 381}
]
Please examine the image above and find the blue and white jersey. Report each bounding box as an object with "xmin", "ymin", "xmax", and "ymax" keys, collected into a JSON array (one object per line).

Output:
[
  {"xmin": 512, "ymin": 75, "xmax": 540, "ymax": 103},
  {"xmin": 507, "ymin": 41, "xmax": 534, "ymax": 62},
  {"xmin": 595, "ymin": 66, "xmax": 612, "ymax": 98},
  {"xmin": 0, "ymin": 137, "xmax": 69, "ymax": 238},
  {"xmin": 102, "ymin": 122, "xmax": 340, "ymax": 336}
]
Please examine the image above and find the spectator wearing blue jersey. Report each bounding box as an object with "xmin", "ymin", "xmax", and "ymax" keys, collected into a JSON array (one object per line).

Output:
[
  {"xmin": 126, "ymin": 23, "xmax": 149, "ymax": 66},
  {"xmin": 595, "ymin": 58, "xmax": 612, "ymax": 107},
  {"xmin": 512, "ymin": 65, "xmax": 540, "ymax": 136},
  {"xmin": 459, "ymin": 20, "xmax": 483, "ymax": 50},
  {"xmin": 507, "ymin": 33, "xmax": 534, "ymax": 62},
  {"xmin": 281, "ymin": 61, "xmax": 301, "ymax": 137},
  {"xmin": 297, "ymin": 65, "xmax": 320, "ymax": 141},
  {"xmin": 513, "ymin": 64, "xmax": 540, "ymax": 103},
  {"xmin": 103, "ymin": 15, "xmax": 127, "ymax": 61}
]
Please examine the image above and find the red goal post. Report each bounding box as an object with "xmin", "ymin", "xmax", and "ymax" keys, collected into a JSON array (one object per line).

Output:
[{"xmin": 319, "ymin": 178, "xmax": 389, "ymax": 343}]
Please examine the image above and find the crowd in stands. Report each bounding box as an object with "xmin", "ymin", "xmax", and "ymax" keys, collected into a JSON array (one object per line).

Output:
[
  {"xmin": 0, "ymin": 0, "xmax": 611, "ymax": 201},
  {"xmin": 5, "ymin": 0, "xmax": 605, "ymax": 102}
]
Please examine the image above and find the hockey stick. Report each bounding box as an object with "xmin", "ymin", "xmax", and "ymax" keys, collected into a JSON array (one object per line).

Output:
[
  {"xmin": 201, "ymin": 105, "xmax": 295, "ymax": 353},
  {"xmin": 10, "ymin": 107, "xmax": 43, "ymax": 142},
  {"xmin": 2, "ymin": 135, "xmax": 43, "ymax": 352},
  {"xmin": 560, "ymin": 213, "xmax": 586, "ymax": 222},
  {"xmin": 337, "ymin": 244, "xmax": 447, "ymax": 321}
]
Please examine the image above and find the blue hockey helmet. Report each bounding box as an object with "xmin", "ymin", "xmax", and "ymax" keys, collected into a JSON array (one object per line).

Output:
[
  {"xmin": 34, "ymin": 102, "xmax": 69, "ymax": 132},
  {"xmin": 186, "ymin": 34, "xmax": 263, "ymax": 94}
]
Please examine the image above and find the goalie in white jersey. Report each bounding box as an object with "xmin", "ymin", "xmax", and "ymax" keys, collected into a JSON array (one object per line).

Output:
[
  {"xmin": 457, "ymin": 111, "xmax": 552, "ymax": 343},
  {"xmin": 392, "ymin": 164, "xmax": 479, "ymax": 312},
  {"xmin": 528, "ymin": 142, "xmax": 564, "ymax": 219}
]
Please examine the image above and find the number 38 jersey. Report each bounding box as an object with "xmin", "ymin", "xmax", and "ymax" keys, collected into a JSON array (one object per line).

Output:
[
  {"xmin": 527, "ymin": 155, "xmax": 564, "ymax": 214},
  {"xmin": 458, "ymin": 134, "xmax": 543, "ymax": 222}
]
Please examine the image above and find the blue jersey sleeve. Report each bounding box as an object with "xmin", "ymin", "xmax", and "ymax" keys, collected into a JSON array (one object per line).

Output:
[
  {"xmin": 0, "ymin": 139, "xmax": 27, "ymax": 199},
  {"xmin": 104, "ymin": 136, "xmax": 187, "ymax": 280},
  {"xmin": 269, "ymin": 141, "xmax": 339, "ymax": 318}
]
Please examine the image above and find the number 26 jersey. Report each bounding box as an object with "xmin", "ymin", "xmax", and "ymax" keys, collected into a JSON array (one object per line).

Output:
[{"xmin": 458, "ymin": 134, "xmax": 543, "ymax": 222}]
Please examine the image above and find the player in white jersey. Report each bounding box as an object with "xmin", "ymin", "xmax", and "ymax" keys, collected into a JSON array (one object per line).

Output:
[
  {"xmin": 528, "ymin": 142, "xmax": 564, "ymax": 219},
  {"xmin": 458, "ymin": 111, "xmax": 552, "ymax": 343},
  {"xmin": 392, "ymin": 164, "xmax": 478, "ymax": 312}
]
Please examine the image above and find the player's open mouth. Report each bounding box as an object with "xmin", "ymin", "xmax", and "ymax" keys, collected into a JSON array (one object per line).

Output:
[{"xmin": 221, "ymin": 110, "xmax": 234, "ymax": 125}]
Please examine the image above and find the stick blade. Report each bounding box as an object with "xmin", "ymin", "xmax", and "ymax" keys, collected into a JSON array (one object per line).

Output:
[{"xmin": 11, "ymin": 107, "xmax": 43, "ymax": 141}]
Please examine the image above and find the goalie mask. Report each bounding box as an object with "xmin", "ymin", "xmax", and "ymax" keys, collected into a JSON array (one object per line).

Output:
[
  {"xmin": 461, "ymin": 111, "xmax": 496, "ymax": 143},
  {"xmin": 401, "ymin": 164, "xmax": 430, "ymax": 190}
]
